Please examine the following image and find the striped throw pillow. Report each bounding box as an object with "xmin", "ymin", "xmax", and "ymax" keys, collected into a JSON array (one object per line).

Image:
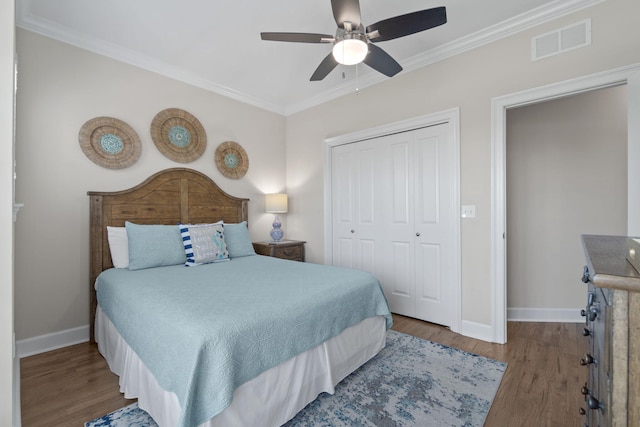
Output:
[{"xmin": 179, "ymin": 222, "xmax": 230, "ymax": 267}]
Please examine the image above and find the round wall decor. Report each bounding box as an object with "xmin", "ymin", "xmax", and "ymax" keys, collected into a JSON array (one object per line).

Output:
[
  {"xmin": 79, "ymin": 117, "xmax": 142, "ymax": 169},
  {"xmin": 150, "ymin": 108, "xmax": 206, "ymax": 163},
  {"xmin": 215, "ymin": 141, "xmax": 249, "ymax": 179}
]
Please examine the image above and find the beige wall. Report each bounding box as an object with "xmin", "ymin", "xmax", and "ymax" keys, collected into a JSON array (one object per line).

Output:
[
  {"xmin": 506, "ymin": 86, "xmax": 627, "ymax": 311},
  {"xmin": 1, "ymin": 0, "xmax": 15, "ymax": 423},
  {"xmin": 13, "ymin": 0, "xmax": 640, "ymax": 343},
  {"xmin": 14, "ymin": 29, "xmax": 287, "ymax": 340},
  {"xmin": 286, "ymin": 0, "xmax": 640, "ymax": 326}
]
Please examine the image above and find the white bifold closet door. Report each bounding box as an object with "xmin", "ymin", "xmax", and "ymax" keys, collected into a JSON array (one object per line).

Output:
[{"xmin": 331, "ymin": 123, "xmax": 455, "ymax": 327}]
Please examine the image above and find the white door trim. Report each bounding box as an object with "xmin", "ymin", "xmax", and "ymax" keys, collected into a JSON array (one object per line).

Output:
[
  {"xmin": 324, "ymin": 108, "xmax": 461, "ymax": 334},
  {"xmin": 491, "ymin": 63, "xmax": 640, "ymax": 344}
]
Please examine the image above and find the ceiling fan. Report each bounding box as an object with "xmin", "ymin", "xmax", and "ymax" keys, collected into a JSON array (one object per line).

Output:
[{"xmin": 261, "ymin": 0, "xmax": 447, "ymax": 81}]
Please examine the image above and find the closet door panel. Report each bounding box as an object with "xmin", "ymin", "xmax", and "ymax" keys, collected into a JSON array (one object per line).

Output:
[
  {"xmin": 359, "ymin": 239, "xmax": 377, "ymax": 275},
  {"xmin": 414, "ymin": 124, "xmax": 453, "ymax": 326},
  {"xmin": 334, "ymin": 237, "xmax": 355, "ymax": 268},
  {"xmin": 358, "ymin": 146, "xmax": 375, "ymax": 225},
  {"xmin": 331, "ymin": 144, "xmax": 357, "ymax": 267},
  {"xmin": 416, "ymin": 242, "xmax": 441, "ymax": 302},
  {"xmin": 330, "ymin": 121, "xmax": 457, "ymax": 328},
  {"xmin": 390, "ymin": 141, "xmax": 410, "ymax": 224},
  {"xmin": 383, "ymin": 135, "xmax": 415, "ymax": 315},
  {"xmin": 415, "ymin": 135, "xmax": 439, "ymax": 225},
  {"xmin": 356, "ymin": 141, "xmax": 384, "ymax": 277},
  {"xmin": 356, "ymin": 144, "xmax": 376, "ymax": 274},
  {"xmin": 334, "ymin": 149, "xmax": 354, "ymax": 222},
  {"xmin": 388, "ymin": 240, "xmax": 415, "ymax": 316}
]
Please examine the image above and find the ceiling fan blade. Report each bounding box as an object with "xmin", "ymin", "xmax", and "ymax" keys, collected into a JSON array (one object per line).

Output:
[
  {"xmin": 363, "ymin": 44, "xmax": 402, "ymax": 77},
  {"xmin": 331, "ymin": 0, "xmax": 361, "ymax": 28},
  {"xmin": 310, "ymin": 53, "xmax": 339, "ymax": 81},
  {"xmin": 366, "ymin": 6, "xmax": 447, "ymax": 42},
  {"xmin": 261, "ymin": 32, "xmax": 334, "ymax": 43}
]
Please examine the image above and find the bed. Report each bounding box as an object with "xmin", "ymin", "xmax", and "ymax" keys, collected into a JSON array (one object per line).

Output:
[{"xmin": 88, "ymin": 168, "xmax": 392, "ymax": 427}]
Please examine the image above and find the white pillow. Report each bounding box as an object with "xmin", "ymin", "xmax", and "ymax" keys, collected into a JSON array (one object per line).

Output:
[{"xmin": 107, "ymin": 226, "xmax": 129, "ymax": 269}]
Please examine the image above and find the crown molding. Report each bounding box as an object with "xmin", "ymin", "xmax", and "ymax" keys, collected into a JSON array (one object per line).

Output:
[
  {"xmin": 16, "ymin": 0, "xmax": 605, "ymax": 116},
  {"xmin": 285, "ymin": 0, "xmax": 605, "ymax": 115},
  {"xmin": 15, "ymin": 1, "xmax": 286, "ymax": 115}
]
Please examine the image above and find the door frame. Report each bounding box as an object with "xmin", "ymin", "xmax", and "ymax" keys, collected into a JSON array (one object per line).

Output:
[
  {"xmin": 323, "ymin": 108, "xmax": 461, "ymax": 334},
  {"xmin": 491, "ymin": 63, "xmax": 640, "ymax": 344}
]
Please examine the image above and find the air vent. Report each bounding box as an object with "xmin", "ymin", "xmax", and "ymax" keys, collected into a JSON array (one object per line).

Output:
[{"xmin": 532, "ymin": 19, "xmax": 591, "ymax": 61}]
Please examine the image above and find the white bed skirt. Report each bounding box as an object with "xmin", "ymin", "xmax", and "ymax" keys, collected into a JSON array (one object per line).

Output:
[{"xmin": 96, "ymin": 306, "xmax": 386, "ymax": 427}]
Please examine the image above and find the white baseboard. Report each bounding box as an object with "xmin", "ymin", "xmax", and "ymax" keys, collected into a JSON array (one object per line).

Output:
[
  {"xmin": 460, "ymin": 319, "xmax": 494, "ymax": 342},
  {"xmin": 507, "ymin": 307, "xmax": 583, "ymax": 323},
  {"xmin": 16, "ymin": 325, "xmax": 90, "ymax": 358},
  {"xmin": 459, "ymin": 308, "xmax": 583, "ymax": 344}
]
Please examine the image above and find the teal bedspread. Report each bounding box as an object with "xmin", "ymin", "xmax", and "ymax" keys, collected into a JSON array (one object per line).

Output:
[{"xmin": 96, "ymin": 255, "xmax": 392, "ymax": 427}]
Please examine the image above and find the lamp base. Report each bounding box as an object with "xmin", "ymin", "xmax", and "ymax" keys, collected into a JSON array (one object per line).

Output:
[{"xmin": 270, "ymin": 215, "xmax": 284, "ymax": 242}]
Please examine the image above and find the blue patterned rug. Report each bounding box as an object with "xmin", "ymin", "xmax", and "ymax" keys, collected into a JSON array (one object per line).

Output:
[{"xmin": 86, "ymin": 331, "xmax": 506, "ymax": 427}]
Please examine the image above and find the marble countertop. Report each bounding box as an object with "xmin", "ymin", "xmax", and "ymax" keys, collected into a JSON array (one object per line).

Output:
[{"xmin": 582, "ymin": 234, "xmax": 640, "ymax": 292}]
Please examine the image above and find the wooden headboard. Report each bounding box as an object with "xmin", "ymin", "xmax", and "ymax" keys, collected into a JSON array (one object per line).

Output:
[{"xmin": 87, "ymin": 168, "xmax": 249, "ymax": 341}]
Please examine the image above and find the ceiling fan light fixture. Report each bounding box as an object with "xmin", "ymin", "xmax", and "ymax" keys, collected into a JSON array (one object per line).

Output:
[{"xmin": 332, "ymin": 36, "xmax": 368, "ymax": 65}]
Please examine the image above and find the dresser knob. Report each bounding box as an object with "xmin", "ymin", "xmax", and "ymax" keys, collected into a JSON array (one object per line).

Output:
[
  {"xmin": 588, "ymin": 306, "xmax": 598, "ymax": 321},
  {"xmin": 582, "ymin": 328, "xmax": 591, "ymax": 337},
  {"xmin": 581, "ymin": 266, "xmax": 590, "ymax": 283},
  {"xmin": 580, "ymin": 354, "xmax": 595, "ymax": 365},
  {"xmin": 581, "ymin": 384, "xmax": 589, "ymax": 395},
  {"xmin": 350, "ymin": 229, "xmax": 355, "ymax": 233},
  {"xmin": 587, "ymin": 395, "xmax": 601, "ymax": 410},
  {"xmin": 579, "ymin": 408, "xmax": 586, "ymax": 415}
]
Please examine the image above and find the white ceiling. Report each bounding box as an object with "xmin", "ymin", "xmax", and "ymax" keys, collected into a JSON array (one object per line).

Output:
[{"xmin": 16, "ymin": 0, "xmax": 598, "ymax": 115}]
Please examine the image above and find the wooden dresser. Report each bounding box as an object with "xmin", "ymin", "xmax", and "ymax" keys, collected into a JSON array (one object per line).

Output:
[
  {"xmin": 252, "ymin": 240, "xmax": 306, "ymax": 262},
  {"xmin": 580, "ymin": 235, "xmax": 640, "ymax": 427}
]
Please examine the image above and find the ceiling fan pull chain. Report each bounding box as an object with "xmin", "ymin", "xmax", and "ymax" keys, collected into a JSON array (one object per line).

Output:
[{"xmin": 356, "ymin": 63, "xmax": 359, "ymax": 95}]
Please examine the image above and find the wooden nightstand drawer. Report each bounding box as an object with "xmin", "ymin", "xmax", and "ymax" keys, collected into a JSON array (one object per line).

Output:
[
  {"xmin": 272, "ymin": 245, "xmax": 303, "ymax": 261},
  {"xmin": 252, "ymin": 240, "xmax": 306, "ymax": 262}
]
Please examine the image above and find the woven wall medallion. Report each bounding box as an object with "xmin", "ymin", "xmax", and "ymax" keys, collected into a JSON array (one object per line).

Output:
[
  {"xmin": 215, "ymin": 141, "xmax": 249, "ymax": 179},
  {"xmin": 150, "ymin": 108, "xmax": 206, "ymax": 163},
  {"xmin": 78, "ymin": 117, "xmax": 142, "ymax": 169}
]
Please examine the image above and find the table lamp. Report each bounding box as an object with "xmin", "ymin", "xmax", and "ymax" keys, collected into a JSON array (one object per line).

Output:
[{"xmin": 265, "ymin": 193, "xmax": 288, "ymax": 241}]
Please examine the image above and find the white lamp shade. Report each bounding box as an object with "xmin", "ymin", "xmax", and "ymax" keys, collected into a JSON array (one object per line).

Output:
[
  {"xmin": 332, "ymin": 39, "xmax": 368, "ymax": 65},
  {"xmin": 265, "ymin": 193, "xmax": 288, "ymax": 213}
]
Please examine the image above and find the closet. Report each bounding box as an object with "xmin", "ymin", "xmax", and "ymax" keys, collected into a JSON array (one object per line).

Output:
[{"xmin": 330, "ymin": 122, "xmax": 456, "ymax": 327}]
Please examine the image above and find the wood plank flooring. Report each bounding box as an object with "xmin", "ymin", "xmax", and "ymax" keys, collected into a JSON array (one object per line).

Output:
[{"xmin": 20, "ymin": 315, "xmax": 587, "ymax": 426}]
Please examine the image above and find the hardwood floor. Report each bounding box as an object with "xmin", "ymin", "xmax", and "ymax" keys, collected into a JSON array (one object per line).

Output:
[
  {"xmin": 20, "ymin": 315, "xmax": 587, "ymax": 426},
  {"xmin": 392, "ymin": 316, "xmax": 587, "ymax": 427}
]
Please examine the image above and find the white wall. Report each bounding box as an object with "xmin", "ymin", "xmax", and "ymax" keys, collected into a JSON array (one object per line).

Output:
[
  {"xmin": 1, "ymin": 0, "xmax": 16, "ymax": 424},
  {"xmin": 14, "ymin": 29, "xmax": 287, "ymax": 341},
  {"xmin": 506, "ymin": 86, "xmax": 627, "ymax": 314},
  {"xmin": 286, "ymin": 0, "xmax": 640, "ymax": 327}
]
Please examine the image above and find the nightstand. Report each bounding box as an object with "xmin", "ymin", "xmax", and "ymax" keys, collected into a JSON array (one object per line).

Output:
[{"xmin": 252, "ymin": 240, "xmax": 306, "ymax": 262}]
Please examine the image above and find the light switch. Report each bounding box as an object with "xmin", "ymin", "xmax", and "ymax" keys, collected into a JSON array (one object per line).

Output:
[{"xmin": 461, "ymin": 205, "xmax": 476, "ymax": 219}]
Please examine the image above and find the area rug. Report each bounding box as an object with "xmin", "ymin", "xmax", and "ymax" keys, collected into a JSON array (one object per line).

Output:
[{"xmin": 85, "ymin": 330, "xmax": 506, "ymax": 427}]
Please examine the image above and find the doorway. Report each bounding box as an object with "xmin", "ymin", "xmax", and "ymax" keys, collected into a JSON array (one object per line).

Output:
[
  {"xmin": 506, "ymin": 86, "xmax": 627, "ymax": 323},
  {"xmin": 491, "ymin": 64, "xmax": 640, "ymax": 344}
]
